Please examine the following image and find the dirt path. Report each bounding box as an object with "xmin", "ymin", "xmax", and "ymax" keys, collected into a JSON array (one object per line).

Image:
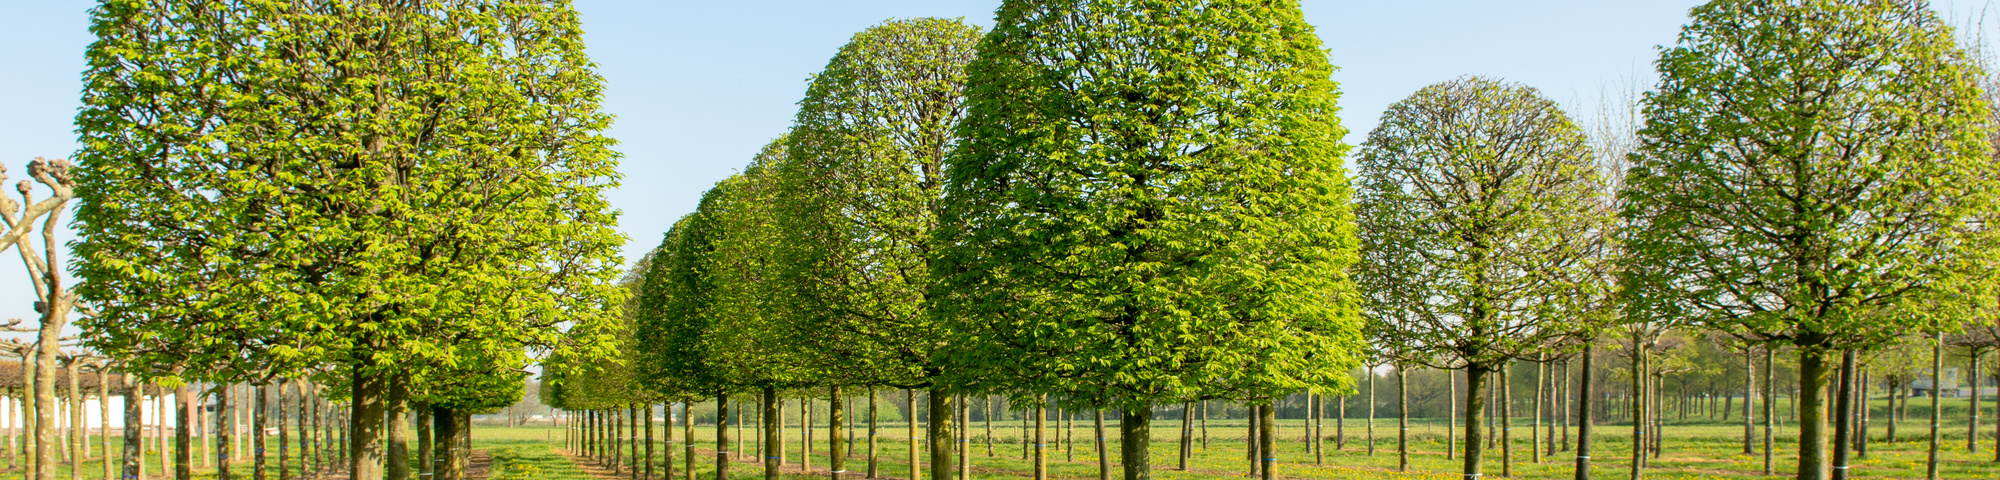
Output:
[{"xmin": 299, "ymin": 451, "xmax": 492, "ymax": 480}]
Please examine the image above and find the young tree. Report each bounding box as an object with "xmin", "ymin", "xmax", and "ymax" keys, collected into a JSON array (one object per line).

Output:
[
  {"xmin": 1622, "ymin": 2, "xmax": 2000, "ymax": 479},
  {"xmin": 934, "ymin": 1, "xmax": 1364, "ymax": 479},
  {"xmin": 773, "ymin": 18, "xmax": 983, "ymax": 479},
  {"xmin": 71, "ymin": 3, "xmax": 627, "ymax": 480},
  {"xmin": 1353, "ymin": 76, "xmax": 1609, "ymax": 480}
]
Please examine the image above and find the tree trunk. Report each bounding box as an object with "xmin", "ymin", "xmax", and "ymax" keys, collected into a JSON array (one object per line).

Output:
[
  {"xmin": 1032, "ymin": 401, "xmax": 1045, "ymax": 480},
  {"xmin": 907, "ymin": 390, "xmax": 920, "ymax": 480},
  {"xmin": 123, "ymin": 378, "xmax": 142, "ymax": 480},
  {"xmin": 1449, "ymin": 368, "xmax": 1458, "ymax": 460},
  {"xmin": 177, "ymin": 384, "xmax": 192, "ymax": 480},
  {"xmin": 1258, "ymin": 401, "xmax": 1275, "ymax": 480},
  {"xmin": 984, "ymin": 397, "xmax": 994, "ymax": 458},
  {"xmin": 867, "ymin": 390, "xmax": 878, "ymax": 479},
  {"xmin": 958, "ymin": 395, "xmax": 969, "ymax": 480},
  {"xmin": 415, "ymin": 403, "xmax": 431, "ymax": 479},
  {"xmin": 1177, "ymin": 402, "xmax": 1190, "ymax": 470},
  {"xmin": 68, "ymin": 361, "xmax": 84, "ymax": 480},
  {"xmin": 1246, "ymin": 405, "xmax": 1258, "ymax": 475},
  {"xmin": 1857, "ymin": 371, "xmax": 1869, "ymax": 459},
  {"xmin": 255, "ymin": 384, "xmax": 267, "ymax": 480},
  {"xmin": 716, "ymin": 393, "xmax": 731, "ymax": 480},
  {"xmin": 387, "ymin": 378, "xmax": 409, "ymax": 480},
  {"xmin": 1797, "ymin": 345, "xmax": 1833, "ymax": 480},
  {"xmin": 1094, "ymin": 410, "xmax": 1108, "ymax": 480},
  {"xmin": 1366, "ymin": 372, "xmax": 1375, "ymax": 456},
  {"xmin": 1969, "ymin": 349, "xmax": 1981, "ymax": 454},
  {"xmin": 763, "ymin": 387, "xmax": 778, "ymax": 480},
  {"xmin": 430, "ymin": 407, "xmax": 456, "ymax": 480},
  {"xmin": 1119, "ymin": 407, "xmax": 1149, "ymax": 480},
  {"xmin": 1462, "ymin": 364, "xmax": 1490, "ymax": 480},
  {"xmin": 630, "ymin": 404, "xmax": 640, "ymax": 480},
  {"xmin": 1765, "ymin": 346, "xmax": 1776, "ymax": 475},
  {"xmin": 1631, "ymin": 343, "xmax": 1646, "ymax": 480},
  {"xmin": 829, "ymin": 388, "xmax": 844, "ymax": 480},
  {"xmin": 1313, "ymin": 393, "xmax": 1324, "ymax": 465},
  {"xmin": 1502, "ymin": 362, "xmax": 1514, "ymax": 478},
  {"xmin": 927, "ymin": 388, "xmax": 950, "ymax": 480},
  {"xmin": 1927, "ymin": 332, "xmax": 1942, "ymax": 480},
  {"xmin": 1746, "ymin": 347, "xmax": 1756, "ymax": 455},
  {"xmin": 684, "ymin": 403, "xmax": 696, "ymax": 480},
  {"xmin": 1574, "ymin": 346, "xmax": 1593, "ymax": 480},
  {"xmin": 1398, "ymin": 368, "xmax": 1410, "ymax": 471},
  {"xmin": 1833, "ymin": 349, "xmax": 1855, "ymax": 480},
  {"xmin": 350, "ymin": 370, "xmax": 387, "ymax": 480},
  {"xmin": 1336, "ymin": 395, "xmax": 1345, "ymax": 450},
  {"xmin": 217, "ymin": 384, "xmax": 232, "ymax": 480}
]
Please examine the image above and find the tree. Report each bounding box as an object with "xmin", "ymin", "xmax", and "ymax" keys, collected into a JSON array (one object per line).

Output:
[
  {"xmin": 773, "ymin": 17, "xmax": 983, "ymax": 480},
  {"xmin": 71, "ymin": 3, "xmax": 627, "ymax": 480},
  {"xmin": 1622, "ymin": 1, "xmax": 2000, "ymax": 478},
  {"xmin": 934, "ymin": 1, "xmax": 1364, "ymax": 479},
  {"xmin": 1353, "ymin": 76, "xmax": 1609, "ymax": 480}
]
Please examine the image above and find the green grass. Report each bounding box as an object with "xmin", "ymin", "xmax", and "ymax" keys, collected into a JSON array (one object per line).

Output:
[{"xmin": 509, "ymin": 410, "xmax": 2000, "ymax": 480}]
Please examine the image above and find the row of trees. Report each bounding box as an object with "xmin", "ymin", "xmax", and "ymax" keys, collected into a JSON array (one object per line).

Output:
[{"xmin": 554, "ymin": 2, "xmax": 2000, "ymax": 480}]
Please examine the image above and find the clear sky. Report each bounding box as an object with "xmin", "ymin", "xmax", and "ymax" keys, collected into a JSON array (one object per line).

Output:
[{"xmin": 0, "ymin": 1, "xmax": 1993, "ymax": 338}]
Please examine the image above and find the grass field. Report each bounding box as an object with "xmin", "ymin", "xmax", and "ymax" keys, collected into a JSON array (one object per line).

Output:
[{"xmin": 503, "ymin": 400, "xmax": 2000, "ymax": 479}]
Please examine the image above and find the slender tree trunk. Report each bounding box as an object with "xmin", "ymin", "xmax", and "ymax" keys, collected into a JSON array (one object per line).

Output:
[
  {"xmin": 1969, "ymin": 350, "xmax": 1981, "ymax": 454},
  {"xmin": 1246, "ymin": 405, "xmax": 1258, "ymax": 475},
  {"xmin": 763, "ymin": 387, "xmax": 778, "ymax": 480},
  {"xmin": 1337, "ymin": 395, "xmax": 1345, "ymax": 451},
  {"xmin": 176, "ymin": 385, "xmax": 191, "ymax": 480},
  {"xmin": 683, "ymin": 403, "xmax": 695, "ymax": 480},
  {"xmin": 1574, "ymin": 346, "xmax": 1593, "ymax": 480},
  {"xmin": 1502, "ymin": 362, "xmax": 1514, "ymax": 478},
  {"xmin": 1927, "ymin": 331, "xmax": 1942, "ymax": 480},
  {"xmin": 1366, "ymin": 372, "xmax": 1376, "ymax": 456},
  {"xmin": 1562, "ymin": 361, "xmax": 1572, "ymax": 453},
  {"xmin": 1398, "ymin": 368, "xmax": 1409, "ymax": 471},
  {"xmin": 867, "ymin": 390, "xmax": 878, "ymax": 479},
  {"xmin": 984, "ymin": 396, "xmax": 994, "ymax": 458},
  {"xmin": 68, "ymin": 362, "xmax": 83, "ymax": 480},
  {"xmin": 1119, "ymin": 407, "xmax": 1147, "ymax": 480},
  {"xmin": 254, "ymin": 384, "xmax": 267, "ymax": 480},
  {"xmin": 1449, "ymin": 368, "xmax": 1458, "ymax": 460},
  {"xmin": 1462, "ymin": 364, "xmax": 1490, "ymax": 480},
  {"xmin": 907, "ymin": 390, "xmax": 919, "ymax": 480},
  {"xmin": 1833, "ymin": 349, "xmax": 1855, "ymax": 480},
  {"xmin": 1313, "ymin": 393, "xmax": 1324, "ymax": 465},
  {"xmin": 716, "ymin": 393, "xmax": 731, "ymax": 480},
  {"xmin": 1200, "ymin": 402, "xmax": 1208, "ymax": 450},
  {"xmin": 1258, "ymin": 401, "xmax": 1275, "ymax": 480},
  {"xmin": 1631, "ymin": 344, "xmax": 1646, "ymax": 480},
  {"xmin": 957, "ymin": 395, "xmax": 969, "ymax": 480},
  {"xmin": 630, "ymin": 404, "xmax": 640, "ymax": 480},
  {"xmin": 123, "ymin": 377, "xmax": 141, "ymax": 480},
  {"xmin": 830, "ymin": 388, "xmax": 844, "ymax": 480},
  {"xmin": 1857, "ymin": 370, "xmax": 1869, "ymax": 460},
  {"xmin": 1177, "ymin": 403, "xmax": 1189, "ymax": 470},
  {"xmin": 1032, "ymin": 401, "xmax": 1045, "ymax": 480},
  {"xmin": 1093, "ymin": 410, "xmax": 1108, "ymax": 480},
  {"xmin": 1765, "ymin": 346, "xmax": 1776, "ymax": 475}
]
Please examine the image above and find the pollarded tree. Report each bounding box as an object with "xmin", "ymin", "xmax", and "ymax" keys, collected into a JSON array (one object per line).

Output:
[
  {"xmin": 933, "ymin": 2, "xmax": 1364, "ymax": 479},
  {"xmin": 71, "ymin": 3, "xmax": 627, "ymax": 480},
  {"xmin": 773, "ymin": 17, "xmax": 982, "ymax": 479},
  {"xmin": 1353, "ymin": 76, "xmax": 1609, "ymax": 480},
  {"xmin": 1622, "ymin": 1, "xmax": 2000, "ymax": 478}
]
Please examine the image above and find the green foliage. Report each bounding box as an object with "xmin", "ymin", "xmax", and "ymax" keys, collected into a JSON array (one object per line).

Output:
[
  {"xmin": 70, "ymin": 0, "xmax": 626, "ymax": 405},
  {"xmin": 934, "ymin": 0, "xmax": 1364, "ymax": 409},
  {"xmin": 1623, "ymin": 0, "xmax": 1997, "ymax": 355},
  {"xmin": 1354, "ymin": 75, "xmax": 1608, "ymax": 370},
  {"xmin": 773, "ymin": 17, "xmax": 984, "ymax": 388}
]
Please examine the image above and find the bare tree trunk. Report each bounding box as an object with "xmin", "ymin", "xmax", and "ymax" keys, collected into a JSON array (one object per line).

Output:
[
  {"xmin": 984, "ymin": 397, "xmax": 994, "ymax": 458},
  {"xmin": 1927, "ymin": 331, "xmax": 1942, "ymax": 480},
  {"xmin": 1449, "ymin": 368, "xmax": 1457, "ymax": 460},
  {"xmin": 68, "ymin": 361, "xmax": 83, "ymax": 480},
  {"xmin": 762, "ymin": 387, "xmax": 778, "ymax": 480},
  {"xmin": 387, "ymin": 378, "xmax": 408, "ymax": 480},
  {"xmin": 176, "ymin": 385, "xmax": 191, "ymax": 480},
  {"xmin": 867, "ymin": 390, "xmax": 877, "ymax": 479},
  {"xmin": 1574, "ymin": 346, "xmax": 1593, "ymax": 480},
  {"xmin": 255, "ymin": 384, "xmax": 267, "ymax": 480},
  {"xmin": 1118, "ymin": 407, "xmax": 1147, "ymax": 480},
  {"xmin": 1093, "ymin": 410, "xmax": 1107, "ymax": 480},
  {"xmin": 684, "ymin": 403, "xmax": 696, "ymax": 480},
  {"xmin": 217, "ymin": 384, "xmax": 232, "ymax": 480},
  {"xmin": 1970, "ymin": 350, "xmax": 1982, "ymax": 454},
  {"xmin": 350, "ymin": 369, "xmax": 388, "ymax": 480},
  {"xmin": 123, "ymin": 377, "xmax": 141, "ymax": 480},
  {"xmin": 1032, "ymin": 401, "xmax": 1045, "ymax": 480},
  {"xmin": 1765, "ymin": 346, "xmax": 1776, "ymax": 475},
  {"xmin": 99, "ymin": 369, "xmax": 111, "ymax": 480},
  {"xmin": 1746, "ymin": 347, "xmax": 1756, "ymax": 455},
  {"xmin": 1177, "ymin": 402, "xmax": 1189, "ymax": 470},
  {"xmin": 1398, "ymin": 368, "xmax": 1409, "ymax": 471},
  {"xmin": 957, "ymin": 395, "xmax": 969, "ymax": 480},
  {"xmin": 1462, "ymin": 364, "xmax": 1491, "ymax": 480},
  {"xmin": 829, "ymin": 388, "xmax": 843, "ymax": 480},
  {"xmin": 1631, "ymin": 344, "xmax": 1646, "ymax": 480},
  {"xmin": 1257, "ymin": 401, "xmax": 1275, "ymax": 480},
  {"xmin": 907, "ymin": 390, "xmax": 919, "ymax": 480},
  {"xmin": 1502, "ymin": 362, "xmax": 1514, "ymax": 478},
  {"xmin": 716, "ymin": 393, "xmax": 730, "ymax": 480},
  {"xmin": 927, "ymin": 389, "xmax": 950, "ymax": 480},
  {"xmin": 1833, "ymin": 349, "xmax": 1856, "ymax": 480}
]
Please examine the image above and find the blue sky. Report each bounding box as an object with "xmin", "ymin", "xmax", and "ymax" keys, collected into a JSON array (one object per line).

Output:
[{"xmin": 0, "ymin": 1, "xmax": 1993, "ymax": 334}]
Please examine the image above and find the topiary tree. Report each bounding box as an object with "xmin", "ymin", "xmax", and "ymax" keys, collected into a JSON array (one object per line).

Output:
[
  {"xmin": 934, "ymin": 2, "xmax": 1364, "ymax": 479},
  {"xmin": 71, "ymin": 3, "xmax": 627, "ymax": 480},
  {"xmin": 773, "ymin": 17, "xmax": 983, "ymax": 480},
  {"xmin": 1622, "ymin": 1, "xmax": 2000, "ymax": 478},
  {"xmin": 1353, "ymin": 75, "xmax": 1610, "ymax": 480}
]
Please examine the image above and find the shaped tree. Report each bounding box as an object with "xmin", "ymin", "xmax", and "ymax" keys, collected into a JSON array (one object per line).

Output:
[
  {"xmin": 71, "ymin": 3, "xmax": 626, "ymax": 480},
  {"xmin": 1353, "ymin": 76, "xmax": 1609, "ymax": 480},
  {"xmin": 934, "ymin": 1, "xmax": 1363, "ymax": 479},
  {"xmin": 773, "ymin": 18, "xmax": 982, "ymax": 479},
  {"xmin": 1622, "ymin": 1, "xmax": 1999, "ymax": 478}
]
